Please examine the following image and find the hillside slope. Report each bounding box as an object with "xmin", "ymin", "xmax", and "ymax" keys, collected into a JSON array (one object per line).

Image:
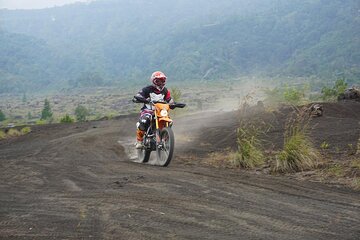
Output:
[{"xmin": 0, "ymin": 0, "xmax": 359, "ymax": 93}]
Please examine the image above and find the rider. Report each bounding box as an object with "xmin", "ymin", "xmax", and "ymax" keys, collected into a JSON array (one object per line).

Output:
[{"xmin": 133, "ymin": 71, "xmax": 174, "ymax": 149}]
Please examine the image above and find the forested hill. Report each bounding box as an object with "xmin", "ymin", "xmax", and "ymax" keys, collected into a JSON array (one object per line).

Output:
[{"xmin": 0, "ymin": 0, "xmax": 359, "ymax": 93}]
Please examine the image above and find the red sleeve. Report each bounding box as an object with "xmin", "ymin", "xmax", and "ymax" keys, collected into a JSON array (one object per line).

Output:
[{"xmin": 165, "ymin": 89, "xmax": 172, "ymax": 102}]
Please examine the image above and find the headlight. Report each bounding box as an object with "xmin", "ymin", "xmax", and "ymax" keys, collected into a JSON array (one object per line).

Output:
[{"xmin": 160, "ymin": 109, "xmax": 168, "ymax": 117}]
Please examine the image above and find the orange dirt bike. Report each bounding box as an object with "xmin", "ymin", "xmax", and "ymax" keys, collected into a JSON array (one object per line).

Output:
[{"xmin": 133, "ymin": 96, "xmax": 186, "ymax": 166}]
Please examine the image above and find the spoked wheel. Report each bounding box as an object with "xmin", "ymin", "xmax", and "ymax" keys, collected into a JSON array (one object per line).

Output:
[
  {"xmin": 137, "ymin": 144, "xmax": 151, "ymax": 163},
  {"xmin": 156, "ymin": 127, "xmax": 175, "ymax": 167}
]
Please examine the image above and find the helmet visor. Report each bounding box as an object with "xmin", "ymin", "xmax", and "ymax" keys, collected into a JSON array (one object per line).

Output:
[{"xmin": 154, "ymin": 78, "xmax": 166, "ymax": 87}]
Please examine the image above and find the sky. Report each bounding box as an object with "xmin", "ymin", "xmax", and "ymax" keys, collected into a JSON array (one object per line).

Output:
[{"xmin": 0, "ymin": 0, "xmax": 93, "ymax": 9}]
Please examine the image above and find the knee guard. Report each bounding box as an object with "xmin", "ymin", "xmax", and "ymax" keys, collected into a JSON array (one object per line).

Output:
[{"xmin": 137, "ymin": 115, "xmax": 151, "ymax": 131}]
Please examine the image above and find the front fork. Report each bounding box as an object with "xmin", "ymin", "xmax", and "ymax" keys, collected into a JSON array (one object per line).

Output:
[
  {"xmin": 154, "ymin": 117, "xmax": 172, "ymax": 150},
  {"xmin": 142, "ymin": 123, "xmax": 170, "ymax": 151}
]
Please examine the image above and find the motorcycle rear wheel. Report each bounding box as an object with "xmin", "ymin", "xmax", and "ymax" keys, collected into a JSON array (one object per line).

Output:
[{"xmin": 156, "ymin": 127, "xmax": 175, "ymax": 167}]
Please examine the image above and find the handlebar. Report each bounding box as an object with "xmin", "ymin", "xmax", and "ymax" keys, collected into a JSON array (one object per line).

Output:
[
  {"xmin": 133, "ymin": 96, "xmax": 149, "ymax": 103},
  {"xmin": 133, "ymin": 96, "xmax": 186, "ymax": 109},
  {"xmin": 170, "ymin": 103, "xmax": 186, "ymax": 109}
]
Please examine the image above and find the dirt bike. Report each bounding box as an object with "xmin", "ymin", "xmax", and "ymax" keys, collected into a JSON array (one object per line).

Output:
[{"xmin": 133, "ymin": 96, "xmax": 186, "ymax": 166}]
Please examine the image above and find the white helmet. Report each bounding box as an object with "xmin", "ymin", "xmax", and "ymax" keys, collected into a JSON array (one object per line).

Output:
[{"xmin": 150, "ymin": 71, "xmax": 167, "ymax": 91}]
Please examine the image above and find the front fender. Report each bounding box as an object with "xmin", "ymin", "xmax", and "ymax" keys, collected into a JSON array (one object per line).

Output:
[{"xmin": 158, "ymin": 117, "xmax": 173, "ymax": 123}]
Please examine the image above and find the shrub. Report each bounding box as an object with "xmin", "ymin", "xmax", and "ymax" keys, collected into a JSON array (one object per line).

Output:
[
  {"xmin": 0, "ymin": 110, "xmax": 6, "ymax": 122},
  {"xmin": 283, "ymin": 86, "xmax": 304, "ymax": 105},
  {"xmin": 0, "ymin": 130, "xmax": 6, "ymax": 139},
  {"xmin": 20, "ymin": 127, "xmax": 31, "ymax": 134},
  {"xmin": 325, "ymin": 164, "xmax": 345, "ymax": 177},
  {"xmin": 321, "ymin": 78, "xmax": 348, "ymax": 101},
  {"xmin": 60, "ymin": 114, "xmax": 74, "ymax": 123},
  {"xmin": 263, "ymin": 87, "xmax": 284, "ymax": 106},
  {"xmin": 321, "ymin": 86, "xmax": 337, "ymax": 100},
  {"xmin": 7, "ymin": 129, "xmax": 22, "ymax": 137},
  {"xmin": 276, "ymin": 130, "xmax": 319, "ymax": 172},
  {"xmin": 104, "ymin": 112, "xmax": 117, "ymax": 120},
  {"xmin": 334, "ymin": 78, "xmax": 348, "ymax": 94},
  {"xmin": 206, "ymin": 150, "xmax": 235, "ymax": 168},
  {"xmin": 351, "ymin": 178, "xmax": 360, "ymax": 190},
  {"xmin": 275, "ymin": 110, "xmax": 320, "ymax": 173},
  {"xmin": 233, "ymin": 126, "xmax": 265, "ymax": 169},
  {"xmin": 350, "ymin": 158, "xmax": 360, "ymax": 170},
  {"xmin": 264, "ymin": 85, "xmax": 306, "ymax": 106},
  {"xmin": 35, "ymin": 120, "xmax": 46, "ymax": 125},
  {"xmin": 75, "ymin": 105, "xmax": 89, "ymax": 122},
  {"xmin": 320, "ymin": 141, "xmax": 329, "ymax": 149}
]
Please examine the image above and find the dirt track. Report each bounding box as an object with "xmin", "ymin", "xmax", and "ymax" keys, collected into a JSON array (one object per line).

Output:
[{"xmin": 0, "ymin": 110, "xmax": 359, "ymax": 239}]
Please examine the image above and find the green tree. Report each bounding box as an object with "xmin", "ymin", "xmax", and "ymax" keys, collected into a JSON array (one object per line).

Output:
[
  {"xmin": 41, "ymin": 99, "xmax": 53, "ymax": 120},
  {"xmin": 0, "ymin": 110, "xmax": 6, "ymax": 122},
  {"xmin": 22, "ymin": 92, "xmax": 27, "ymax": 103},
  {"xmin": 283, "ymin": 86, "xmax": 304, "ymax": 105},
  {"xmin": 321, "ymin": 78, "xmax": 348, "ymax": 101},
  {"xmin": 334, "ymin": 78, "xmax": 348, "ymax": 94},
  {"xmin": 60, "ymin": 114, "xmax": 74, "ymax": 123},
  {"xmin": 75, "ymin": 105, "xmax": 89, "ymax": 122}
]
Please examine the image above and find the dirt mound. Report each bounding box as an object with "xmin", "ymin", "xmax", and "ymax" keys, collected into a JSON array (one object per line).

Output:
[
  {"xmin": 338, "ymin": 87, "xmax": 360, "ymax": 101},
  {"xmin": 176, "ymin": 101, "xmax": 360, "ymax": 156}
]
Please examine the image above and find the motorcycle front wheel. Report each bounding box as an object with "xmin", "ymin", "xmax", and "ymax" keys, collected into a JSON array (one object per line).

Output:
[
  {"xmin": 137, "ymin": 144, "xmax": 151, "ymax": 163},
  {"xmin": 156, "ymin": 127, "xmax": 175, "ymax": 167}
]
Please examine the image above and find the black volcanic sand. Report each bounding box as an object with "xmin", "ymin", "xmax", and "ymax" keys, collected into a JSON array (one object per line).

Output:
[{"xmin": 0, "ymin": 102, "xmax": 359, "ymax": 239}]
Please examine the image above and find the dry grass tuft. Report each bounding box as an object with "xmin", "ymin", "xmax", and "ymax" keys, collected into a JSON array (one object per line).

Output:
[
  {"xmin": 275, "ymin": 106, "xmax": 321, "ymax": 173},
  {"xmin": 0, "ymin": 130, "xmax": 6, "ymax": 139},
  {"xmin": 20, "ymin": 127, "xmax": 31, "ymax": 135},
  {"xmin": 351, "ymin": 158, "xmax": 360, "ymax": 170},
  {"xmin": 206, "ymin": 150, "xmax": 236, "ymax": 168},
  {"xmin": 325, "ymin": 164, "xmax": 345, "ymax": 177},
  {"xmin": 351, "ymin": 178, "xmax": 360, "ymax": 190},
  {"xmin": 233, "ymin": 127, "xmax": 265, "ymax": 168},
  {"xmin": 231, "ymin": 94, "xmax": 271, "ymax": 169},
  {"xmin": 7, "ymin": 129, "xmax": 22, "ymax": 137}
]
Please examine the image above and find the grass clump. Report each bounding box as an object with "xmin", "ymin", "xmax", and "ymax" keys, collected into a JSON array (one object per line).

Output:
[
  {"xmin": 0, "ymin": 130, "xmax": 6, "ymax": 139},
  {"xmin": 275, "ymin": 108, "xmax": 320, "ymax": 173},
  {"xmin": 7, "ymin": 129, "xmax": 22, "ymax": 137},
  {"xmin": 263, "ymin": 84, "xmax": 307, "ymax": 107},
  {"xmin": 231, "ymin": 96, "xmax": 270, "ymax": 169},
  {"xmin": 0, "ymin": 127, "xmax": 31, "ymax": 140},
  {"xmin": 276, "ymin": 128, "xmax": 319, "ymax": 172},
  {"xmin": 321, "ymin": 78, "xmax": 347, "ymax": 101},
  {"xmin": 60, "ymin": 114, "xmax": 74, "ymax": 123},
  {"xmin": 20, "ymin": 127, "xmax": 31, "ymax": 134},
  {"xmin": 325, "ymin": 164, "xmax": 345, "ymax": 177},
  {"xmin": 206, "ymin": 150, "xmax": 235, "ymax": 168},
  {"xmin": 36, "ymin": 119, "xmax": 46, "ymax": 125},
  {"xmin": 233, "ymin": 126, "xmax": 265, "ymax": 169},
  {"xmin": 351, "ymin": 178, "xmax": 360, "ymax": 190},
  {"xmin": 350, "ymin": 158, "xmax": 360, "ymax": 170},
  {"xmin": 320, "ymin": 141, "xmax": 329, "ymax": 149},
  {"xmin": 283, "ymin": 86, "xmax": 304, "ymax": 105}
]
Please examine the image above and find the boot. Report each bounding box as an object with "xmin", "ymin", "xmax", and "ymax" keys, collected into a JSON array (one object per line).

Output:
[
  {"xmin": 135, "ymin": 141, "xmax": 143, "ymax": 149},
  {"xmin": 135, "ymin": 129, "xmax": 145, "ymax": 149}
]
